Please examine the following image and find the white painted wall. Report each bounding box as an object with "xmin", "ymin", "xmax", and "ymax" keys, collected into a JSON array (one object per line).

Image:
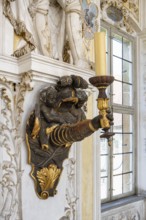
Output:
[{"xmin": 137, "ymin": 33, "xmax": 146, "ymax": 196}]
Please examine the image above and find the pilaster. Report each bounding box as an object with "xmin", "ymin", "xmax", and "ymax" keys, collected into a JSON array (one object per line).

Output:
[{"xmin": 137, "ymin": 32, "xmax": 146, "ymax": 196}]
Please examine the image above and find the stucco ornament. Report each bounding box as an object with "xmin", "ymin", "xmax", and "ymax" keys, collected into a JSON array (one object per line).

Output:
[
  {"xmin": 28, "ymin": 0, "xmax": 91, "ymax": 69},
  {"xmin": 82, "ymin": 0, "xmax": 99, "ymax": 39},
  {"xmin": 128, "ymin": 0, "xmax": 139, "ymax": 21},
  {"xmin": 103, "ymin": 210, "xmax": 141, "ymax": 220},
  {"xmin": 102, "ymin": 201, "xmax": 143, "ymax": 220},
  {"xmin": 0, "ymin": 73, "xmax": 32, "ymax": 220},
  {"xmin": 3, "ymin": 0, "xmax": 36, "ymax": 57},
  {"xmin": 101, "ymin": 0, "xmax": 140, "ymax": 34},
  {"xmin": 59, "ymin": 158, "xmax": 78, "ymax": 220}
]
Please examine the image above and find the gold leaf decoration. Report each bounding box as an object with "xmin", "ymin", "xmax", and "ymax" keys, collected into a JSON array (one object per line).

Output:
[
  {"xmin": 31, "ymin": 117, "xmax": 40, "ymax": 139},
  {"xmin": 37, "ymin": 164, "xmax": 61, "ymax": 193}
]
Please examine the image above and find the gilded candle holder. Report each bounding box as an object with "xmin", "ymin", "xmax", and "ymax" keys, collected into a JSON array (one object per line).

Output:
[{"xmin": 89, "ymin": 75, "xmax": 115, "ymax": 146}]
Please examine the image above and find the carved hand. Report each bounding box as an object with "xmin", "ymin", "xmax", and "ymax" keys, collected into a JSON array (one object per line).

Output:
[{"xmin": 91, "ymin": 109, "xmax": 114, "ymax": 130}]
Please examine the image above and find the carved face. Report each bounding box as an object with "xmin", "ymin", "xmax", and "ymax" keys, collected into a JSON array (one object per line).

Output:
[
  {"xmin": 76, "ymin": 90, "xmax": 87, "ymax": 108},
  {"xmin": 41, "ymin": 87, "xmax": 57, "ymax": 107},
  {"xmin": 56, "ymin": 87, "xmax": 79, "ymax": 109}
]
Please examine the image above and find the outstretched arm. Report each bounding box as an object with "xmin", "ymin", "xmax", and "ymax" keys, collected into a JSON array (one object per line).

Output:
[
  {"xmin": 49, "ymin": 116, "xmax": 101, "ymax": 147},
  {"xmin": 49, "ymin": 110, "xmax": 113, "ymax": 147}
]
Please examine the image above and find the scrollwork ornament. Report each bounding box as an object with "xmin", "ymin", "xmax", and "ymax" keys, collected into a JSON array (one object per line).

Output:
[
  {"xmin": 59, "ymin": 158, "xmax": 78, "ymax": 220},
  {"xmin": 101, "ymin": 0, "xmax": 139, "ymax": 34},
  {"xmin": 3, "ymin": 0, "xmax": 36, "ymax": 57},
  {"xmin": 37, "ymin": 164, "xmax": 61, "ymax": 198},
  {"xmin": 0, "ymin": 73, "xmax": 33, "ymax": 220}
]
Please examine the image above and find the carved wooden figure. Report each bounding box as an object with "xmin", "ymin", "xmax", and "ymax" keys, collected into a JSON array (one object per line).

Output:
[{"xmin": 26, "ymin": 75, "xmax": 113, "ymax": 199}]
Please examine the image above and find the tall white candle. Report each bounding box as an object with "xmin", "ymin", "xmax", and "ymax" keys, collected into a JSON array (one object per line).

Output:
[{"xmin": 94, "ymin": 32, "xmax": 106, "ymax": 76}]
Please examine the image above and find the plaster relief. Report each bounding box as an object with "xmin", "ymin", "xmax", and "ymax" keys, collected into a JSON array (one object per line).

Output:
[
  {"xmin": 2, "ymin": 0, "xmax": 100, "ymax": 69},
  {"xmin": 101, "ymin": 0, "xmax": 140, "ymax": 34},
  {"xmin": 59, "ymin": 158, "xmax": 78, "ymax": 220},
  {"xmin": 28, "ymin": 0, "xmax": 95, "ymax": 69},
  {"xmin": 102, "ymin": 201, "xmax": 144, "ymax": 220},
  {"xmin": 128, "ymin": 0, "xmax": 139, "ymax": 21},
  {"xmin": 0, "ymin": 73, "xmax": 32, "ymax": 220},
  {"xmin": 3, "ymin": 0, "xmax": 36, "ymax": 57}
]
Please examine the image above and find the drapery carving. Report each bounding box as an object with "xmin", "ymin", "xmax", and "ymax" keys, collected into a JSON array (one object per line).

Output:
[
  {"xmin": 3, "ymin": 0, "xmax": 36, "ymax": 57},
  {"xmin": 27, "ymin": 0, "xmax": 90, "ymax": 68},
  {"xmin": 0, "ymin": 73, "xmax": 32, "ymax": 220},
  {"xmin": 2, "ymin": 0, "xmax": 99, "ymax": 68}
]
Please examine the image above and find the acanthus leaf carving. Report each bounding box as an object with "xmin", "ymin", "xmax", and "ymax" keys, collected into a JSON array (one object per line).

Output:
[
  {"xmin": 0, "ymin": 72, "xmax": 33, "ymax": 220},
  {"xmin": 59, "ymin": 158, "xmax": 78, "ymax": 220}
]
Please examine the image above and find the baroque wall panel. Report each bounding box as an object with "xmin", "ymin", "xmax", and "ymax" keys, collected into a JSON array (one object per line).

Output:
[
  {"xmin": 101, "ymin": 0, "xmax": 141, "ymax": 34},
  {"xmin": 59, "ymin": 147, "xmax": 79, "ymax": 220},
  {"xmin": 0, "ymin": 73, "xmax": 32, "ymax": 220}
]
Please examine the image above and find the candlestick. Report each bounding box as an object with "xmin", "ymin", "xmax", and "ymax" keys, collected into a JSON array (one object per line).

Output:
[
  {"xmin": 89, "ymin": 75, "xmax": 115, "ymax": 146},
  {"xmin": 94, "ymin": 32, "xmax": 106, "ymax": 76}
]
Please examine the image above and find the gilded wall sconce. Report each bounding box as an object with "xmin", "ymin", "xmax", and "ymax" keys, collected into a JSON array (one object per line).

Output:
[
  {"xmin": 26, "ymin": 75, "xmax": 114, "ymax": 199},
  {"xmin": 89, "ymin": 75, "xmax": 115, "ymax": 146}
]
